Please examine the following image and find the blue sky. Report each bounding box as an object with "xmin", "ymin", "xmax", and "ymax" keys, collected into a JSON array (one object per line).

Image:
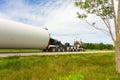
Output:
[{"xmin": 0, "ymin": 0, "xmax": 114, "ymax": 44}]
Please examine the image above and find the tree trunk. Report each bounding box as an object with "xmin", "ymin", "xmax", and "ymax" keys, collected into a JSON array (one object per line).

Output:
[
  {"xmin": 115, "ymin": 0, "xmax": 120, "ymax": 73},
  {"xmin": 115, "ymin": 42, "xmax": 120, "ymax": 72}
]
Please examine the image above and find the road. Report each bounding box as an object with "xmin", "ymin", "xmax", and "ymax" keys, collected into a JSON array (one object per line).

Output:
[{"xmin": 0, "ymin": 50, "xmax": 114, "ymax": 57}]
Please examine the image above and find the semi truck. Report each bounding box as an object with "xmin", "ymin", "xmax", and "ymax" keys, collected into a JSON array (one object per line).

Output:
[{"xmin": 0, "ymin": 18, "xmax": 85, "ymax": 52}]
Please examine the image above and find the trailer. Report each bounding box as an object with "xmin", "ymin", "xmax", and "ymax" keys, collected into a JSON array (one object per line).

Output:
[
  {"xmin": 0, "ymin": 18, "xmax": 85, "ymax": 52},
  {"xmin": 45, "ymin": 38, "xmax": 85, "ymax": 52}
]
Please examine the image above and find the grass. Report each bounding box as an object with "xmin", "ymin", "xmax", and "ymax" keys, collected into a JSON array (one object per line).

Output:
[
  {"xmin": 0, "ymin": 52, "xmax": 120, "ymax": 80},
  {"xmin": 0, "ymin": 49, "xmax": 41, "ymax": 53}
]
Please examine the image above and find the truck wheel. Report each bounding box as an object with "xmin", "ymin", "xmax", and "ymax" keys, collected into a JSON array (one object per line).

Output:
[
  {"xmin": 56, "ymin": 48, "xmax": 61, "ymax": 52},
  {"xmin": 77, "ymin": 49, "xmax": 80, "ymax": 51},
  {"xmin": 51, "ymin": 48, "xmax": 56, "ymax": 52},
  {"xmin": 61, "ymin": 48, "xmax": 65, "ymax": 52},
  {"xmin": 66, "ymin": 47, "xmax": 70, "ymax": 52},
  {"xmin": 71, "ymin": 49, "xmax": 74, "ymax": 52},
  {"xmin": 43, "ymin": 49, "xmax": 47, "ymax": 52}
]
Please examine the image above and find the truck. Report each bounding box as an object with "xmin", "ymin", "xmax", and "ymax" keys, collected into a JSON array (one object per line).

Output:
[{"xmin": 0, "ymin": 18, "xmax": 85, "ymax": 52}]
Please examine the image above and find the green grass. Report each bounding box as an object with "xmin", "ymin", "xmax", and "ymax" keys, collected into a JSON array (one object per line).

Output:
[
  {"xmin": 0, "ymin": 52, "xmax": 120, "ymax": 80},
  {"xmin": 0, "ymin": 49, "xmax": 41, "ymax": 53}
]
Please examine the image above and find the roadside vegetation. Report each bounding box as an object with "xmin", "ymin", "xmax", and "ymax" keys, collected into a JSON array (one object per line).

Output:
[
  {"xmin": 0, "ymin": 49, "xmax": 41, "ymax": 53},
  {"xmin": 83, "ymin": 43, "xmax": 114, "ymax": 50},
  {"xmin": 0, "ymin": 52, "xmax": 120, "ymax": 80}
]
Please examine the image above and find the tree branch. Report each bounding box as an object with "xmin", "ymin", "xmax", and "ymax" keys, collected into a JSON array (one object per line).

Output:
[
  {"xmin": 83, "ymin": 19, "xmax": 110, "ymax": 36},
  {"xmin": 99, "ymin": 16, "xmax": 115, "ymax": 42},
  {"xmin": 95, "ymin": 1, "xmax": 115, "ymax": 42},
  {"xmin": 106, "ymin": 17, "xmax": 115, "ymax": 42}
]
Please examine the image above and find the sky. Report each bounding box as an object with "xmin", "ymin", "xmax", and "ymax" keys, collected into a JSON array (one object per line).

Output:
[{"xmin": 0, "ymin": 0, "xmax": 114, "ymax": 45}]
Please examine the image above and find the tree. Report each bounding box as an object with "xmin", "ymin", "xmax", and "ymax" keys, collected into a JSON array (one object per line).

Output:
[{"xmin": 75, "ymin": 0, "xmax": 120, "ymax": 72}]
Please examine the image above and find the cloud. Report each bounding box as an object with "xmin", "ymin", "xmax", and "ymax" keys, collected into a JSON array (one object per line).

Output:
[
  {"xmin": 0, "ymin": 12, "xmax": 9, "ymax": 19},
  {"xmin": 0, "ymin": 0, "xmax": 113, "ymax": 44}
]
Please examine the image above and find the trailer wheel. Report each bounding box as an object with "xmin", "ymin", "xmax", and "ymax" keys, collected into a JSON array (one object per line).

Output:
[
  {"xmin": 77, "ymin": 49, "xmax": 80, "ymax": 51},
  {"xmin": 71, "ymin": 49, "xmax": 74, "ymax": 52},
  {"xmin": 66, "ymin": 47, "xmax": 70, "ymax": 52},
  {"xmin": 56, "ymin": 48, "xmax": 61, "ymax": 52},
  {"xmin": 61, "ymin": 48, "xmax": 65, "ymax": 52},
  {"xmin": 49, "ymin": 48, "xmax": 56, "ymax": 52},
  {"xmin": 43, "ymin": 49, "xmax": 47, "ymax": 52},
  {"xmin": 52, "ymin": 48, "xmax": 56, "ymax": 52}
]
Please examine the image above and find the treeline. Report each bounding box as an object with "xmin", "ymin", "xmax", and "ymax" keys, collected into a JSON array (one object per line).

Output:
[{"xmin": 83, "ymin": 43, "xmax": 114, "ymax": 50}]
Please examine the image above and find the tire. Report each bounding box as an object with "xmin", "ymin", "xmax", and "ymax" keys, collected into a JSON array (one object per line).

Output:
[
  {"xmin": 56, "ymin": 48, "xmax": 61, "ymax": 52},
  {"xmin": 42, "ymin": 49, "xmax": 47, "ymax": 52},
  {"xmin": 49, "ymin": 48, "xmax": 56, "ymax": 52},
  {"xmin": 66, "ymin": 47, "xmax": 70, "ymax": 52},
  {"xmin": 61, "ymin": 48, "xmax": 65, "ymax": 52},
  {"xmin": 71, "ymin": 49, "xmax": 74, "ymax": 52},
  {"xmin": 74, "ymin": 49, "xmax": 78, "ymax": 52}
]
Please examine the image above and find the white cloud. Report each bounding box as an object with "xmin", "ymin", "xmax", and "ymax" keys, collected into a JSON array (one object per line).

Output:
[{"xmin": 0, "ymin": 12, "xmax": 9, "ymax": 19}]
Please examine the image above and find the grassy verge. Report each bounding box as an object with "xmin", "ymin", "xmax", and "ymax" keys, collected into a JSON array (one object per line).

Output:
[
  {"xmin": 0, "ymin": 49, "xmax": 41, "ymax": 53},
  {"xmin": 0, "ymin": 52, "xmax": 120, "ymax": 80}
]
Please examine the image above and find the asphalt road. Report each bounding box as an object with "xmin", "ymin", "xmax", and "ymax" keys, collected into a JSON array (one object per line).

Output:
[{"xmin": 0, "ymin": 50, "xmax": 114, "ymax": 57}]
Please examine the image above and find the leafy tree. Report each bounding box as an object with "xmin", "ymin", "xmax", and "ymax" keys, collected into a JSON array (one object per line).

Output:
[{"xmin": 75, "ymin": 0, "xmax": 120, "ymax": 72}]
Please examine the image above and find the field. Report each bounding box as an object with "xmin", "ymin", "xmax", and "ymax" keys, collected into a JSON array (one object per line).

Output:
[{"xmin": 0, "ymin": 52, "xmax": 120, "ymax": 80}]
